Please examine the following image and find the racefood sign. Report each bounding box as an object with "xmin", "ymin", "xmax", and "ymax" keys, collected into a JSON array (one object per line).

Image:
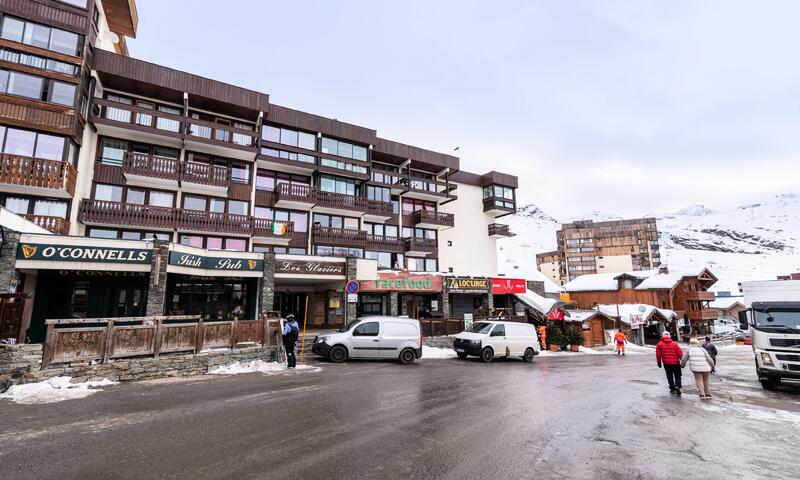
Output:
[
  {"xmin": 276, "ymin": 260, "xmax": 345, "ymax": 276},
  {"xmin": 17, "ymin": 243, "xmax": 152, "ymax": 264},
  {"xmin": 360, "ymin": 273, "xmax": 442, "ymax": 292},
  {"xmin": 446, "ymin": 277, "xmax": 489, "ymax": 291},
  {"xmin": 168, "ymin": 252, "xmax": 263, "ymax": 271}
]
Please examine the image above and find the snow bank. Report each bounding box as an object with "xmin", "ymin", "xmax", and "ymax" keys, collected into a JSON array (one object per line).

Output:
[
  {"xmin": 207, "ymin": 360, "xmax": 321, "ymax": 375},
  {"xmin": 422, "ymin": 346, "xmax": 457, "ymax": 359},
  {"xmin": 0, "ymin": 377, "xmax": 116, "ymax": 405}
]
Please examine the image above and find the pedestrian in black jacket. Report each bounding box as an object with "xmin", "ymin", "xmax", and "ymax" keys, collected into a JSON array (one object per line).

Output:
[{"xmin": 703, "ymin": 336, "xmax": 718, "ymax": 367}]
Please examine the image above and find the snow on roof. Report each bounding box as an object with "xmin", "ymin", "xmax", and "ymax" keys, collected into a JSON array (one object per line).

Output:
[
  {"xmin": 709, "ymin": 296, "xmax": 745, "ymax": 309},
  {"xmin": 563, "ymin": 309, "xmax": 611, "ymax": 322},
  {"xmin": 564, "ymin": 267, "xmax": 711, "ymax": 292},
  {"xmin": 514, "ymin": 289, "xmax": 557, "ymax": 315},
  {"xmin": 597, "ymin": 304, "xmax": 677, "ymax": 324}
]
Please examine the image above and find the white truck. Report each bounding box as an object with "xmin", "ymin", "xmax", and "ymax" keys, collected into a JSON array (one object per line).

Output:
[{"xmin": 740, "ymin": 280, "xmax": 800, "ymax": 390}]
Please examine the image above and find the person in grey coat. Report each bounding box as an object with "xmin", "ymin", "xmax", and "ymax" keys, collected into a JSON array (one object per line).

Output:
[
  {"xmin": 703, "ymin": 336, "xmax": 718, "ymax": 365},
  {"xmin": 681, "ymin": 337, "xmax": 716, "ymax": 399}
]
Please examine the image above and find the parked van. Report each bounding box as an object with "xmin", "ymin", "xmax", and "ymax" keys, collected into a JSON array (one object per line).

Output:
[
  {"xmin": 453, "ymin": 321, "xmax": 539, "ymax": 363},
  {"xmin": 311, "ymin": 316, "xmax": 422, "ymax": 364},
  {"xmin": 713, "ymin": 317, "xmax": 738, "ymax": 336}
]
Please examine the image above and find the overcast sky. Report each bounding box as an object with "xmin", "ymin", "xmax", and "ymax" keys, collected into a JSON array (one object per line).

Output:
[{"xmin": 128, "ymin": 0, "xmax": 800, "ymax": 218}]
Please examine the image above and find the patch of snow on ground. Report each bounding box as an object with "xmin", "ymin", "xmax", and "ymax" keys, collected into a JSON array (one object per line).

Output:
[
  {"xmin": 207, "ymin": 360, "xmax": 321, "ymax": 375},
  {"xmin": 0, "ymin": 377, "xmax": 116, "ymax": 404},
  {"xmin": 422, "ymin": 346, "xmax": 457, "ymax": 359}
]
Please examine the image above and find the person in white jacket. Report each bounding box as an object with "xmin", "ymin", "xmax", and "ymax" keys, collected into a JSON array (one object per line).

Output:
[{"xmin": 680, "ymin": 337, "xmax": 716, "ymax": 399}]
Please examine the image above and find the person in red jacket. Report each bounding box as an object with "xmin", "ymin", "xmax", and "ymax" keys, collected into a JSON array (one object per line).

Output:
[
  {"xmin": 656, "ymin": 330, "xmax": 684, "ymax": 396},
  {"xmin": 613, "ymin": 330, "xmax": 627, "ymax": 355}
]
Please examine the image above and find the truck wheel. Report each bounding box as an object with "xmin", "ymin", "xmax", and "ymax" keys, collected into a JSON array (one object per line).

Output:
[
  {"xmin": 457, "ymin": 352, "xmax": 468, "ymax": 360},
  {"xmin": 399, "ymin": 348, "xmax": 416, "ymax": 364},
  {"xmin": 329, "ymin": 345, "xmax": 348, "ymax": 363},
  {"xmin": 523, "ymin": 348, "xmax": 535, "ymax": 363},
  {"xmin": 480, "ymin": 347, "xmax": 494, "ymax": 363}
]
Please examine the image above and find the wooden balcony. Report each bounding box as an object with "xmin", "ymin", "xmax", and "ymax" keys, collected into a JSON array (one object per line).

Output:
[
  {"xmin": 80, "ymin": 199, "xmax": 177, "ymax": 230},
  {"xmin": 0, "ymin": 154, "xmax": 76, "ymax": 198},
  {"xmin": 92, "ymin": 98, "xmax": 183, "ymax": 146},
  {"xmin": 275, "ymin": 183, "xmax": 315, "ymax": 210},
  {"xmin": 0, "ymin": 94, "xmax": 74, "ymax": 137},
  {"xmin": 404, "ymin": 237, "xmax": 437, "ymax": 256},
  {"xmin": 362, "ymin": 199, "xmax": 394, "ymax": 222},
  {"xmin": 253, "ymin": 218, "xmax": 294, "ymax": 244},
  {"xmin": 412, "ymin": 210, "xmax": 454, "ymax": 229},
  {"xmin": 312, "ymin": 226, "xmax": 367, "ymax": 248},
  {"xmin": 398, "ymin": 175, "xmax": 456, "ymax": 202},
  {"xmin": 686, "ymin": 309, "xmax": 720, "ymax": 321},
  {"xmin": 488, "ymin": 223, "xmax": 514, "ymax": 237},
  {"xmin": 176, "ymin": 209, "xmax": 252, "ymax": 236},
  {"xmin": 483, "ymin": 196, "xmax": 516, "ymax": 216},
  {"xmin": 184, "ymin": 117, "xmax": 258, "ymax": 160},
  {"xmin": 685, "ymin": 291, "xmax": 715, "ymax": 301},
  {"xmin": 25, "ymin": 215, "xmax": 70, "ymax": 235},
  {"xmin": 122, "ymin": 152, "xmax": 179, "ymax": 188},
  {"xmin": 365, "ymin": 235, "xmax": 404, "ymax": 253}
]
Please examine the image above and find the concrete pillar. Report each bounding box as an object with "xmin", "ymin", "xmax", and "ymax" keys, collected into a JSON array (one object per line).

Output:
[
  {"xmin": 145, "ymin": 240, "xmax": 169, "ymax": 317},
  {"xmin": 345, "ymin": 257, "xmax": 358, "ymax": 323},
  {"xmin": 389, "ymin": 291, "xmax": 398, "ymax": 317},
  {"xmin": 259, "ymin": 253, "xmax": 275, "ymax": 316}
]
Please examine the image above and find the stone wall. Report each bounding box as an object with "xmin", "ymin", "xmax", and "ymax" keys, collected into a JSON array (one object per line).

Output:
[
  {"xmin": 145, "ymin": 240, "xmax": 169, "ymax": 316},
  {"xmin": 423, "ymin": 336, "xmax": 454, "ymax": 349},
  {"xmin": 0, "ymin": 343, "xmax": 42, "ymax": 389},
  {"xmin": 0, "ymin": 231, "xmax": 21, "ymax": 293},
  {"xmin": 1, "ymin": 344, "xmax": 280, "ymax": 390}
]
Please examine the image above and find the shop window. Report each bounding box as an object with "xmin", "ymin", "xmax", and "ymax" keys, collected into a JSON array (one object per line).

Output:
[
  {"xmin": 273, "ymin": 247, "xmax": 287, "ymax": 254},
  {"xmin": 70, "ymin": 281, "xmax": 90, "ymax": 318},
  {"xmin": 121, "ymin": 231, "xmax": 142, "ymax": 240},
  {"xmin": 88, "ymin": 228, "xmax": 117, "ymax": 239},
  {"xmin": 288, "ymin": 248, "xmax": 306, "ymax": 255},
  {"xmin": 180, "ymin": 235, "xmax": 204, "ymax": 248},
  {"xmin": 207, "ymin": 237, "xmax": 223, "ymax": 250}
]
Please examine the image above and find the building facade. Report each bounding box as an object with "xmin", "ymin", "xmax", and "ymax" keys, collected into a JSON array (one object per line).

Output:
[
  {"xmin": 535, "ymin": 250, "xmax": 560, "ymax": 286},
  {"xmin": 0, "ymin": 0, "xmax": 520, "ymax": 341},
  {"xmin": 538, "ymin": 217, "xmax": 660, "ymax": 285}
]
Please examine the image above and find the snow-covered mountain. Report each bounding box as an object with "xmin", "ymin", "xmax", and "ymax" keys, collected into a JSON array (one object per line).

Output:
[{"xmin": 496, "ymin": 193, "xmax": 800, "ymax": 294}]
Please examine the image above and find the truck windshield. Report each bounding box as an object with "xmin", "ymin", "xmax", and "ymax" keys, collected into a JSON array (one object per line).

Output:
[
  {"xmin": 754, "ymin": 308, "xmax": 800, "ymax": 332},
  {"xmin": 469, "ymin": 322, "xmax": 494, "ymax": 334}
]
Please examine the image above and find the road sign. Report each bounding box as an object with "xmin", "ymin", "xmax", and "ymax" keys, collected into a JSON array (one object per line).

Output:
[
  {"xmin": 346, "ymin": 281, "xmax": 360, "ymax": 294},
  {"xmin": 347, "ymin": 293, "xmax": 358, "ymax": 303}
]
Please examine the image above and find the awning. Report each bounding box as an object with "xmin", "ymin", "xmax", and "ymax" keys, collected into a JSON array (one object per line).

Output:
[{"xmin": 514, "ymin": 289, "xmax": 557, "ymax": 316}]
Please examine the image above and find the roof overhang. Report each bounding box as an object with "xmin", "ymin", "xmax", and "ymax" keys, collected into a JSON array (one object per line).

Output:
[{"xmin": 103, "ymin": 0, "xmax": 139, "ymax": 38}]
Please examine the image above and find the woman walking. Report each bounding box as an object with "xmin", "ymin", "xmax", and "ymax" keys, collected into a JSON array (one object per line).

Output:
[{"xmin": 681, "ymin": 337, "xmax": 716, "ymax": 399}]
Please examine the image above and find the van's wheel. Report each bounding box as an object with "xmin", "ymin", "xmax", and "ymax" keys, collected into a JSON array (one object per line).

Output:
[
  {"xmin": 457, "ymin": 352, "xmax": 468, "ymax": 360},
  {"xmin": 480, "ymin": 347, "xmax": 494, "ymax": 363},
  {"xmin": 399, "ymin": 348, "xmax": 416, "ymax": 365},
  {"xmin": 523, "ymin": 348, "xmax": 535, "ymax": 363},
  {"xmin": 329, "ymin": 345, "xmax": 348, "ymax": 363}
]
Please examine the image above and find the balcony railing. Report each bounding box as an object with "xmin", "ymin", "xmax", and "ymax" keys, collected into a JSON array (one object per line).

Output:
[
  {"xmin": 25, "ymin": 215, "xmax": 70, "ymax": 235},
  {"xmin": 488, "ymin": 223, "xmax": 513, "ymax": 237},
  {"xmin": 93, "ymin": 99, "xmax": 183, "ymax": 137},
  {"xmin": 275, "ymin": 183, "xmax": 314, "ymax": 204},
  {"xmin": 403, "ymin": 237, "xmax": 437, "ymax": 254},
  {"xmin": 181, "ymin": 161, "xmax": 228, "ymax": 188},
  {"xmin": 413, "ymin": 210, "xmax": 454, "ymax": 228},
  {"xmin": 79, "ymin": 199, "xmax": 294, "ymax": 238},
  {"xmin": 686, "ymin": 309, "xmax": 720, "ymax": 321},
  {"xmin": 312, "ymin": 226, "xmax": 367, "ymax": 248},
  {"xmin": 483, "ymin": 196, "xmax": 516, "ymax": 214},
  {"xmin": 0, "ymin": 154, "xmax": 76, "ymax": 196},
  {"xmin": 185, "ymin": 117, "xmax": 258, "ymax": 150},
  {"xmin": 365, "ymin": 234, "xmax": 404, "ymax": 253},
  {"xmin": 685, "ymin": 291, "xmax": 715, "ymax": 301},
  {"xmin": 123, "ymin": 152, "xmax": 180, "ymax": 182}
]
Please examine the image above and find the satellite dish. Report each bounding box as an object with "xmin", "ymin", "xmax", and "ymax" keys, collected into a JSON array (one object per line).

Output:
[
  {"xmin": 103, "ymin": 31, "xmax": 120, "ymax": 44},
  {"xmin": 638, "ymin": 305, "xmax": 647, "ymax": 313}
]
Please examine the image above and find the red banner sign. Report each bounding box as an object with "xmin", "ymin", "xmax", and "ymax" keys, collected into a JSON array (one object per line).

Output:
[
  {"xmin": 491, "ymin": 278, "xmax": 527, "ymax": 294},
  {"xmin": 547, "ymin": 309, "xmax": 565, "ymax": 321}
]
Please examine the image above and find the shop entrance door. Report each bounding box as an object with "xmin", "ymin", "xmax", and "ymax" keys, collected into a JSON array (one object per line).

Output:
[{"xmin": 274, "ymin": 293, "xmax": 308, "ymax": 327}]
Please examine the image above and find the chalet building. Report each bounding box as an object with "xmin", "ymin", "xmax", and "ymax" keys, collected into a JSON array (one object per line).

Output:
[
  {"xmin": 709, "ymin": 294, "xmax": 745, "ymax": 321},
  {"xmin": 0, "ymin": 0, "xmax": 521, "ymax": 342},
  {"xmin": 562, "ymin": 267, "xmax": 719, "ymax": 334},
  {"xmin": 538, "ymin": 217, "xmax": 661, "ymax": 285}
]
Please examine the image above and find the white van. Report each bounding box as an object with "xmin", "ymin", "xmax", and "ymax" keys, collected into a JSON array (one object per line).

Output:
[
  {"xmin": 311, "ymin": 316, "xmax": 422, "ymax": 364},
  {"xmin": 453, "ymin": 321, "xmax": 539, "ymax": 363},
  {"xmin": 713, "ymin": 317, "xmax": 738, "ymax": 336}
]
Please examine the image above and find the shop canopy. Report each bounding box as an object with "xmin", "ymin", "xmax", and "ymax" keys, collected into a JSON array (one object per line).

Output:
[{"xmin": 514, "ymin": 289, "xmax": 558, "ymax": 317}]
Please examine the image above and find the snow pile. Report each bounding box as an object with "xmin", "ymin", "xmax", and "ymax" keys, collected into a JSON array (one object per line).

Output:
[
  {"xmin": 207, "ymin": 360, "xmax": 320, "ymax": 375},
  {"xmin": 422, "ymin": 346, "xmax": 458, "ymax": 359},
  {"xmin": 0, "ymin": 377, "xmax": 116, "ymax": 404},
  {"xmin": 515, "ymin": 289, "xmax": 558, "ymax": 315}
]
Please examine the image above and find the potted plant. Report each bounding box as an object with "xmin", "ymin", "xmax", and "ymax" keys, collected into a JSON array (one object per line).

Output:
[
  {"xmin": 546, "ymin": 323, "xmax": 564, "ymax": 351},
  {"xmin": 565, "ymin": 326, "xmax": 584, "ymax": 352}
]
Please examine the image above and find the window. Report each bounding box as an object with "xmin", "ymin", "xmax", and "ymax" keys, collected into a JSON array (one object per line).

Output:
[
  {"xmin": 425, "ymin": 258, "xmax": 438, "ymax": 272},
  {"xmin": 126, "ymin": 189, "xmax": 145, "ymax": 205},
  {"xmin": 402, "ymin": 198, "xmax": 436, "ymax": 214},
  {"xmin": 6, "ymin": 71, "xmax": 42, "ymax": 99},
  {"xmin": 60, "ymin": 0, "xmax": 89, "ymax": 8},
  {"xmin": 260, "ymin": 147, "xmax": 316, "ymax": 164},
  {"xmin": 262, "ymin": 125, "xmax": 316, "ymax": 150},
  {"xmin": 183, "ymin": 195, "xmax": 206, "ymax": 211},
  {"xmin": 0, "ymin": 17, "xmax": 81, "ymax": 56},
  {"xmin": 33, "ymin": 200, "xmax": 67, "ymax": 218},
  {"xmin": 0, "ymin": 70, "xmax": 6, "ymax": 92},
  {"xmin": 99, "ymin": 138, "xmax": 127, "ymax": 165},
  {"xmin": 209, "ymin": 198, "xmax": 225, "ymax": 213},
  {"xmin": 228, "ymin": 200, "xmax": 249, "ymax": 216},
  {"xmin": 365, "ymin": 251, "xmax": 393, "ymax": 269},
  {"xmin": 180, "ymin": 235, "xmax": 204, "ymax": 248},
  {"xmin": 34, "ymin": 134, "xmax": 65, "ymax": 160},
  {"xmin": 207, "ymin": 237, "xmax": 223, "ymax": 250},
  {"xmin": 88, "ymin": 228, "xmax": 117, "ymax": 239},
  {"xmin": 491, "ymin": 324, "xmax": 506, "ymax": 337},
  {"xmin": 50, "ymin": 81, "xmax": 75, "ymax": 106},
  {"xmin": 121, "ymin": 231, "xmax": 142, "ymax": 240},
  {"xmin": 321, "ymin": 137, "xmax": 367, "ymax": 161},
  {"xmin": 4, "ymin": 197, "xmax": 29, "ymax": 215},
  {"xmin": 95, "ymin": 184, "xmax": 123, "ymax": 202},
  {"xmin": 149, "ymin": 191, "xmax": 174, "ymax": 207},
  {"xmin": 366, "ymin": 186, "xmax": 390, "ymax": 203},
  {"xmin": 353, "ymin": 322, "xmax": 379, "ymax": 336},
  {"xmin": 225, "ymin": 238, "xmax": 247, "ymax": 251},
  {"xmin": 290, "ymin": 211, "xmax": 308, "ymax": 232},
  {"xmin": 320, "ymin": 157, "xmax": 368, "ymax": 174},
  {"xmin": 230, "ymin": 162, "xmax": 250, "ymax": 183},
  {"xmin": 319, "ymin": 174, "xmax": 358, "ymax": 196}
]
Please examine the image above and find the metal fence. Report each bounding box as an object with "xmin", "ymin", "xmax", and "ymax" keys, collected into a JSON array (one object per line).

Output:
[{"xmin": 42, "ymin": 314, "xmax": 282, "ymax": 369}]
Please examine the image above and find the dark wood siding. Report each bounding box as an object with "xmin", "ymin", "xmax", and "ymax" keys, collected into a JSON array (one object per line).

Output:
[
  {"xmin": 267, "ymin": 104, "xmax": 376, "ymax": 145},
  {"xmin": 0, "ymin": 0, "xmax": 89, "ymax": 34},
  {"xmin": 374, "ymin": 137, "xmax": 458, "ymax": 171}
]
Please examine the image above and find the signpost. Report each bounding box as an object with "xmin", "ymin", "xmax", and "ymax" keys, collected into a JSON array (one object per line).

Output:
[
  {"xmin": 464, "ymin": 313, "xmax": 474, "ymax": 331},
  {"xmin": 346, "ymin": 281, "xmax": 360, "ymax": 294}
]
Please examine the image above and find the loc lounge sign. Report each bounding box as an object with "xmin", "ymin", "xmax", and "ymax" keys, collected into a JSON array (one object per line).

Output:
[
  {"xmin": 360, "ymin": 273, "xmax": 442, "ymax": 292},
  {"xmin": 17, "ymin": 243, "xmax": 152, "ymax": 264},
  {"xmin": 169, "ymin": 252, "xmax": 263, "ymax": 271},
  {"xmin": 446, "ymin": 277, "xmax": 489, "ymax": 291}
]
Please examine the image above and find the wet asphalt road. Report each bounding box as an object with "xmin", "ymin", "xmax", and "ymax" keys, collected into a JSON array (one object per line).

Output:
[{"xmin": 2, "ymin": 346, "xmax": 800, "ymax": 480}]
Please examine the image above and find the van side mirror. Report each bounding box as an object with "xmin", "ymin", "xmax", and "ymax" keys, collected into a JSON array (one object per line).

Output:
[{"xmin": 738, "ymin": 310, "xmax": 749, "ymax": 330}]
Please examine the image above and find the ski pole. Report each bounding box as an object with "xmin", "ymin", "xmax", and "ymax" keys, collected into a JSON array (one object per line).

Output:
[{"xmin": 714, "ymin": 371, "xmax": 734, "ymax": 402}]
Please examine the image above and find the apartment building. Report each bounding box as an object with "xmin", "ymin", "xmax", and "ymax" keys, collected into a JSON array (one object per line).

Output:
[
  {"xmin": 535, "ymin": 250, "xmax": 559, "ymax": 286},
  {"xmin": 538, "ymin": 217, "xmax": 660, "ymax": 285},
  {"xmin": 0, "ymin": 0, "xmax": 519, "ymax": 341}
]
